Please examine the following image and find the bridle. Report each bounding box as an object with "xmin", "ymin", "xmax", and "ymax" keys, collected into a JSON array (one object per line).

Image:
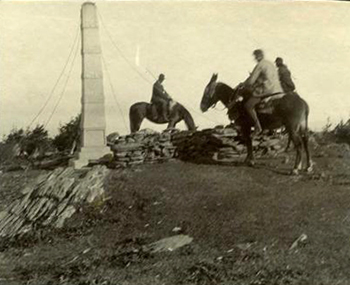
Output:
[
  {"xmin": 227, "ymin": 83, "xmax": 245, "ymax": 111},
  {"xmin": 209, "ymin": 82, "xmax": 245, "ymax": 111},
  {"xmin": 208, "ymin": 82, "xmax": 221, "ymax": 110}
]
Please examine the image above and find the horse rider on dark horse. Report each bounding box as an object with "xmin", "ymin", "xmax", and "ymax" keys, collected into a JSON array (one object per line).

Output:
[
  {"xmin": 243, "ymin": 49, "xmax": 284, "ymax": 137},
  {"xmin": 275, "ymin": 57, "xmax": 296, "ymax": 94},
  {"xmin": 151, "ymin": 73, "xmax": 172, "ymax": 121},
  {"xmin": 200, "ymin": 50, "xmax": 312, "ymax": 174},
  {"xmin": 129, "ymin": 73, "xmax": 196, "ymax": 133}
]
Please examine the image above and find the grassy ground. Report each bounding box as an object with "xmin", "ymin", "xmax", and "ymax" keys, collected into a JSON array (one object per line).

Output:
[{"xmin": 0, "ymin": 144, "xmax": 350, "ymax": 285}]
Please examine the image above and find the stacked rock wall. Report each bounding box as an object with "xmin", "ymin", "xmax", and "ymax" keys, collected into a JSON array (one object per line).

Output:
[
  {"xmin": 109, "ymin": 127, "xmax": 287, "ymax": 166},
  {"xmin": 110, "ymin": 129, "xmax": 176, "ymax": 167}
]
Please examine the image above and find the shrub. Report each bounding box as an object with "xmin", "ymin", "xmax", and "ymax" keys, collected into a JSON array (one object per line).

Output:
[
  {"xmin": 316, "ymin": 118, "xmax": 350, "ymax": 146},
  {"xmin": 4, "ymin": 125, "xmax": 52, "ymax": 156},
  {"xmin": 5, "ymin": 128, "xmax": 26, "ymax": 144},
  {"xmin": 24, "ymin": 125, "xmax": 52, "ymax": 155},
  {"xmin": 53, "ymin": 114, "xmax": 81, "ymax": 152},
  {"xmin": 0, "ymin": 142, "xmax": 17, "ymax": 165},
  {"xmin": 333, "ymin": 119, "xmax": 350, "ymax": 145}
]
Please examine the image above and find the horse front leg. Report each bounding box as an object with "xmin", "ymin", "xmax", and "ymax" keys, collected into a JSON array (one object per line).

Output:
[
  {"xmin": 167, "ymin": 113, "xmax": 181, "ymax": 130},
  {"xmin": 167, "ymin": 117, "xmax": 179, "ymax": 130},
  {"xmin": 167, "ymin": 120, "xmax": 175, "ymax": 129},
  {"xmin": 285, "ymin": 135, "xmax": 292, "ymax": 152},
  {"xmin": 244, "ymin": 133, "xmax": 255, "ymax": 167}
]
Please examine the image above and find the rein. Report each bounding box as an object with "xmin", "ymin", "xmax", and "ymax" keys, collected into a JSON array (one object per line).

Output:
[
  {"xmin": 227, "ymin": 89, "xmax": 285, "ymax": 111},
  {"xmin": 260, "ymin": 92, "xmax": 285, "ymax": 100},
  {"xmin": 226, "ymin": 84, "xmax": 244, "ymax": 111}
]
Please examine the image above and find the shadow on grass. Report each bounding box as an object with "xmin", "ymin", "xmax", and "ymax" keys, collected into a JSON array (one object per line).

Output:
[{"xmin": 176, "ymin": 155, "xmax": 296, "ymax": 176}]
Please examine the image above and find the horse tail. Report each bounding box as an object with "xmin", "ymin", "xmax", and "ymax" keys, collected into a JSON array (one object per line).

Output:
[
  {"xmin": 129, "ymin": 103, "xmax": 146, "ymax": 133},
  {"xmin": 300, "ymin": 99, "xmax": 309, "ymax": 134},
  {"xmin": 129, "ymin": 104, "xmax": 136, "ymax": 133},
  {"xmin": 305, "ymin": 101, "xmax": 309, "ymax": 132},
  {"xmin": 179, "ymin": 105, "xmax": 196, "ymax": 130}
]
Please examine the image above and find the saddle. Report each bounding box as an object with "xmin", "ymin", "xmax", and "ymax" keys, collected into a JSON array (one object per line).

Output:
[
  {"xmin": 150, "ymin": 100, "xmax": 177, "ymax": 119},
  {"xmin": 257, "ymin": 93, "xmax": 286, "ymax": 114}
]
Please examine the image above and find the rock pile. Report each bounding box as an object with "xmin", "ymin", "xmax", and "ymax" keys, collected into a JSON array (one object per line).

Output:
[
  {"xmin": 109, "ymin": 127, "xmax": 288, "ymax": 166},
  {"xmin": 172, "ymin": 127, "xmax": 241, "ymax": 163},
  {"xmin": 0, "ymin": 165, "xmax": 109, "ymax": 238},
  {"xmin": 172, "ymin": 126, "xmax": 287, "ymax": 163},
  {"xmin": 110, "ymin": 129, "xmax": 176, "ymax": 167}
]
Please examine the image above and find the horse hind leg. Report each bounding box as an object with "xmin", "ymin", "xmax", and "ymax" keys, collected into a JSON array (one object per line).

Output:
[
  {"xmin": 300, "ymin": 127, "xmax": 314, "ymax": 173},
  {"xmin": 289, "ymin": 129, "xmax": 303, "ymax": 175}
]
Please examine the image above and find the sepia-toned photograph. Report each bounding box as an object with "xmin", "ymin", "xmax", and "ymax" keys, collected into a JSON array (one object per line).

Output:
[{"xmin": 1, "ymin": 0, "xmax": 350, "ymax": 284}]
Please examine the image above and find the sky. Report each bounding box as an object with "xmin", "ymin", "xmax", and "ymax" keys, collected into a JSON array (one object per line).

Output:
[{"xmin": 1, "ymin": 0, "xmax": 350, "ymax": 137}]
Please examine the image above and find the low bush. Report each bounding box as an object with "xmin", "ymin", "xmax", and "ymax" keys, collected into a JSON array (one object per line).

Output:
[
  {"xmin": 333, "ymin": 119, "xmax": 350, "ymax": 145},
  {"xmin": 53, "ymin": 114, "xmax": 81, "ymax": 152},
  {"xmin": 4, "ymin": 125, "xmax": 52, "ymax": 156}
]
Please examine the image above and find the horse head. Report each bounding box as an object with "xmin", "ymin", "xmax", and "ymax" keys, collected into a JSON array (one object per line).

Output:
[{"xmin": 200, "ymin": 73, "xmax": 219, "ymax": 112}]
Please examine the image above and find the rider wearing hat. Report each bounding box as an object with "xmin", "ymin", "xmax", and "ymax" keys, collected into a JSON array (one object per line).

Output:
[
  {"xmin": 243, "ymin": 49, "xmax": 283, "ymax": 136},
  {"xmin": 151, "ymin": 74, "xmax": 172, "ymax": 121},
  {"xmin": 275, "ymin": 57, "xmax": 295, "ymax": 93}
]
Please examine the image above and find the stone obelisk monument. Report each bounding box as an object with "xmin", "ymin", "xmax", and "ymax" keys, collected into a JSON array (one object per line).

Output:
[{"xmin": 71, "ymin": 2, "xmax": 110, "ymax": 168}]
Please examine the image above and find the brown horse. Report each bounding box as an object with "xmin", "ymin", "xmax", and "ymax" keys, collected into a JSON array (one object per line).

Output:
[
  {"xmin": 200, "ymin": 73, "xmax": 313, "ymax": 175},
  {"xmin": 129, "ymin": 101, "xmax": 196, "ymax": 133}
]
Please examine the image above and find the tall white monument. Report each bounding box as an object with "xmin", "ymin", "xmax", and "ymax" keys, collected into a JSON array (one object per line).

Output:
[{"xmin": 71, "ymin": 2, "xmax": 110, "ymax": 168}]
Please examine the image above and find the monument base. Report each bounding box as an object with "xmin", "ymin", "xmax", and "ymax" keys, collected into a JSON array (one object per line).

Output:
[{"xmin": 69, "ymin": 146, "xmax": 112, "ymax": 169}]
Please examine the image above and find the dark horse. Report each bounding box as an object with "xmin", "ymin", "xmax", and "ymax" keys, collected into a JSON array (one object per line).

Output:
[
  {"xmin": 129, "ymin": 101, "xmax": 196, "ymax": 133},
  {"xmin": 200, "ymin": 74, "xmax": 313, "ymax": 175}
]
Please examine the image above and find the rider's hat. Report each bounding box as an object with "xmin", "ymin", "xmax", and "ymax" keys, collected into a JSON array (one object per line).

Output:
[
  {"xmin": 159, "ymin": 73, "xmax": 165, "ymax": 80},
  {"xmin": 253, "ymin": 49, "xmax": 264, "ymax": 57},
  {"xmin": 275, "ymin": 57, "xmax": 283, "ymax": 63}
]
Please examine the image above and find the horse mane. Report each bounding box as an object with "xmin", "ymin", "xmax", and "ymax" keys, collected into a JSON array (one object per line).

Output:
[
  {"xmin": 216, "ymin": 82, "xmax": 234, "ymax": 92},
  {"xmin": 214, "ymin": 82, "xmax": 246, "ymax": 122},
  {"xmin": 215, "ymin": 82, "xmax": 236, "ymax": 106}
]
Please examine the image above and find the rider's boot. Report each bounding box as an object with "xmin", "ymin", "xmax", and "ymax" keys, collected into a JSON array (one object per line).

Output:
[
  {"xmin": 162, "ymin": 111, "xmax": 169, "ymax": 121},
  {"xmin": 153, "ymin": 107, "xmax": 160, "ymax": 121},
  {"xmin": 245, "ymin": 97, "xmax": 262, "ymax": 137},
  {"xmin": 161, "ymin": 101, "xmax": 169, "ymax": 121},
  {"xmin": 252, "ymin": 110, "xmax": 262, "ymax": 137}
]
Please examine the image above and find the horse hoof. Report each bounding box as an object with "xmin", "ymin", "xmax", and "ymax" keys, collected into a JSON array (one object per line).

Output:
[
  {"xmin": 291, "ymin": 169, "xmax": 299, "ymax": 176},
  {"xmin": 245, "ymin": 160, "xmax": 255, "ymax": 167},
  {"xmin": 306, "ymin": 165, "xmax": 314, "ymax": 173}
]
